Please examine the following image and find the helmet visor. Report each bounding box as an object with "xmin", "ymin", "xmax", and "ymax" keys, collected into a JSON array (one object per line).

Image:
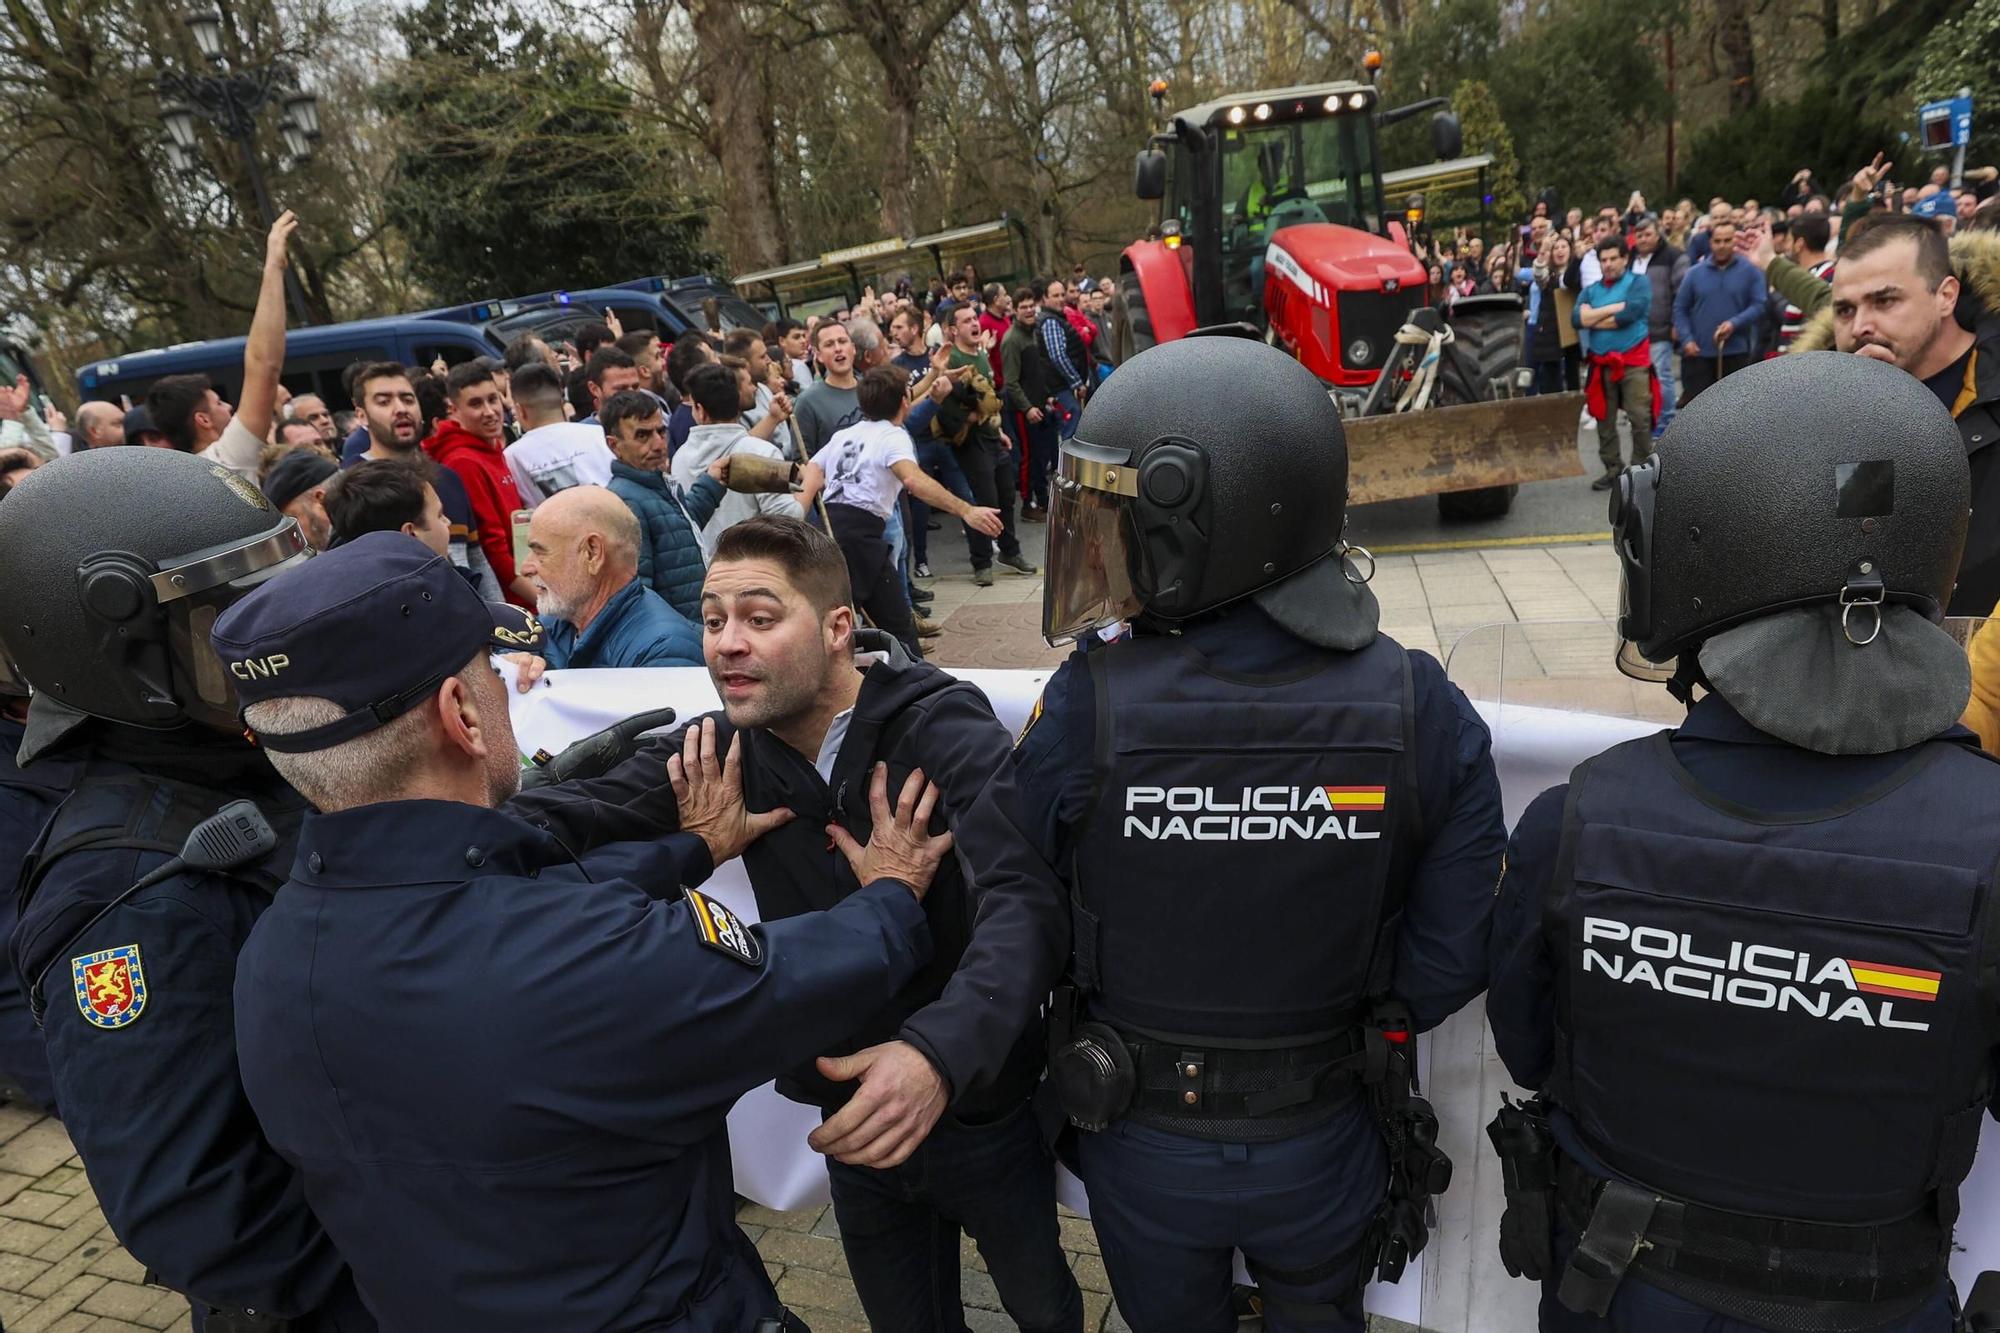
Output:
[
  {"xmin": 162, "ymin": 523, "xmax": 311, "ymax": 733},
  {"xmin": 1043, "ymin": 457, "xmax": 1148, "ymax": 646}
]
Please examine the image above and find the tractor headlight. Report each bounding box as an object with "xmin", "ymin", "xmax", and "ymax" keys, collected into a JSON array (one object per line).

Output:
[
  {"xmin": 1347, "ymin": 338, "xmax": 1373, "ymax": 364},
  {"xmin": 1226, "ymin": 106, "xmax": 1247, "ymax": 126},
  {"xmin": 1253, "ymin": 102, "xmax": 1272, "ymax": 121},
  {"xmin": 1324, "ymin": 95, "xmax": 1341, "ymax": 112},
  {"xmin": 1348, "ymin": 92, "xmax": 1369, "ymax": 110}
]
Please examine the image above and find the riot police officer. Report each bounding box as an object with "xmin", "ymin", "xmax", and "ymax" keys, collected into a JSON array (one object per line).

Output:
[
  {"xmin": 987, "ymin": 335, "xmax": 1506, "ymax": 1330},
  {"xmin": 0, "ymin": 449, "xmax": 372, "ymax": 1331},
  {"xmin": 1486, "ymin": 352, "xmax": 1997, "ymax": 1331},
  {"xmin": 0, "ymin": 644, "xmax": 64, "ymax": 1112}
]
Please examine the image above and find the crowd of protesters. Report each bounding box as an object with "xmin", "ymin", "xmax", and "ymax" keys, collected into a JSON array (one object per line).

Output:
[
  {"xmin": 1410, "ymin": 151, "xmax": 2000, "ymax": 488},
  {"xmin": 0, "ymin": 231, "xmax": 1129, "ymax": 666}
]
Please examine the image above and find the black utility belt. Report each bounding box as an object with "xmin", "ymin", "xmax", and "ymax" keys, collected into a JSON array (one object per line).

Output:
[
  {"xmin": 1125, "ymin": 1030, "xmax": 1367, "ymax": 1121},
  {"xmin": 1555, "ymin": 1152, "xmax": 1947, "ymax": 1309},
  {"xmin": 1050, "ymin": 1012, "xmax": 1374, "ymax": 1134}
]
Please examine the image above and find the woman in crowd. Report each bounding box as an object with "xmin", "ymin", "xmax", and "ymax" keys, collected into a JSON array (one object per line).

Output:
[{"xmin": 1525, "ymin": 231, "xmax": 1580, "ymax": 394}]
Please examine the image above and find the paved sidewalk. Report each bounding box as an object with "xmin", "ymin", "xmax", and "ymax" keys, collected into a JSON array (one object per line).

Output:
[{"xmin": 0, "ymin": 536, "xmax": 1620, "ymax": 1331}]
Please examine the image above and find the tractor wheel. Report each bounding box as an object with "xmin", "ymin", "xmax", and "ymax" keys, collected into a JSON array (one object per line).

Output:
[
  {"xmin": 1434, "ymin": 297, "xmax": 1525, "ymax": 521},
  {"xmin": 1115, "ymin": 270, "xmax": 1157, "ymax": 365}
]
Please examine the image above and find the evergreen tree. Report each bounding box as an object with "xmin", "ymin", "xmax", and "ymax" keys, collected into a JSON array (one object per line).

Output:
[{"xmin": 376, "ymin": 0, "xmax": 713, "ymax": 302}]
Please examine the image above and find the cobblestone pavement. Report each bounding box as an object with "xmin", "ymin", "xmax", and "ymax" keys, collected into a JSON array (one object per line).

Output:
[{"xmin": 0, "ymin": 533, "xmax": 1614, "ymax": 1330}]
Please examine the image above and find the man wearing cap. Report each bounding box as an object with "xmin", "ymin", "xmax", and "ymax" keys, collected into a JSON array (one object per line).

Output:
[
  {"xmin": 263, "ymin": 449, "xmax": 338, "ymax": 550},
  {"xmin": 213, "ymin": 531, "xmax": 952, "ymax": 1331},
  {"xmin": 121, "ymin": 404, "xmax": 170, "ymax": 448},
  {"xmin": 1486, "ymin": 355, "xmax": 2000, "ymax": 1330}
]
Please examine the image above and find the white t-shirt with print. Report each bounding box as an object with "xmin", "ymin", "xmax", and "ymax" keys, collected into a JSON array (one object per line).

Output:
[{"xmin": 810, "ymin": 419, "xmax": 917, "ymax": 521}]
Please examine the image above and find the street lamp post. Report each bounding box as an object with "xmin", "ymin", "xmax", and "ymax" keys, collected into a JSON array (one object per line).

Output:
[{"xmin": 156, "ymin": 8, "xmax": 319, "ymax": 325}]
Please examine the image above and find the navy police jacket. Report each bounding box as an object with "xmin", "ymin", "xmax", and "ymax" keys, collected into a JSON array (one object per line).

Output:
[
  {"xmin": 9, "ymin": 720, "xmax": 369, "ymax": 1329},
  {"xmin": 233, "ymin": 799, "xmax": 932, "ymax": 1332},
  {"xmin": 0, "ymin": 712, "xmax": 66, "ymax": 1111},
  {"xmin": 1488, "ymin": 694, "xmax": 1997, "ymax": 1330}
]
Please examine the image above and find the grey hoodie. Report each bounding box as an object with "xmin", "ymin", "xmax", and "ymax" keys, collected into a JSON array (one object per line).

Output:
[{"xmin": 668, "ymin": 422, "xmax": 804, "ymax": 558}]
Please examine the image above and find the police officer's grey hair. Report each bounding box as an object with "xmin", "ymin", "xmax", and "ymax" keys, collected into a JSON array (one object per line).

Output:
[{"xmin": 243, "ymin": 651, "xmax": 488, "ymax": 812}]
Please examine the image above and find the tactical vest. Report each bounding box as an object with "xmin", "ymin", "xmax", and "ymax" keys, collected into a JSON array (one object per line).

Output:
[
  {"xmin": 1071, "ymin": 631, "xmax": 1421, "ymax": 1046},
  {"xmin": 1549, "ymin": 732, "xmax": 2000, "ymax": 1229}
]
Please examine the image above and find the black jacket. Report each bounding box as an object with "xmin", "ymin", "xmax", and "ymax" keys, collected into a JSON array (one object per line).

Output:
[
  {"xmin": 1945, "ymin": 313, "xmax": 2000, "ymax": 617},
  {"xmin": 509, "ymin": 648, "xmax": 1068, "ymax": 1121}
]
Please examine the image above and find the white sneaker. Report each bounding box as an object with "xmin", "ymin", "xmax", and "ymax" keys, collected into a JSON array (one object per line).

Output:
[
  {"xmin": 1578, "ymin": 405, "xmax": 1593, "ymax": 426},
  {"xmin": 914, "ymin": 562, "xmax": 932, "ymax": 579}
]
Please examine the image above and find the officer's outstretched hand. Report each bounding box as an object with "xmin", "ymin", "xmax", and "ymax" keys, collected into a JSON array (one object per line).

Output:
[
  {"xmin": 809, "ymin": 1040, "xmax": 948, "ymax": 1168},
  {"xmin": 826, "ymin": 763, "xmax": 952, "ymax": 898},
  {"xmin": 668, "ymin": 718, "xmax": 794, "ymax": 865}
]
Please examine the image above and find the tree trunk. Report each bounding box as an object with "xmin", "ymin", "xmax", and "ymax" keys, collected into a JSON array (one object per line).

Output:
[
  {"xmin": 1714, "ymin": 0, "xmax": 1758, "ymax": 110},
  {"xmin": 879, "ymin": 71, "xmax": 921, "ymax": 238},
  {"xmin": 680, "ymin": 0, "xmax": 789, "ymax": 268}
]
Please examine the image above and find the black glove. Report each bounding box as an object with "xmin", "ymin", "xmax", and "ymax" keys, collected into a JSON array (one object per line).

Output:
[
  {"xmin": 1496, "ymin": 1187, "xmax": 1555, "ymax": 1280},
  {"xmin": 520, "ymin": 706, "xmax": 680, "ymax": 789}
]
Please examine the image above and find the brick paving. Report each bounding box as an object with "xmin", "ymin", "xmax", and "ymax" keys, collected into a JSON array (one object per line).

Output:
[{"xmin": 0, "ymin": 535, "xmax": 1618, "ymax": 1330}]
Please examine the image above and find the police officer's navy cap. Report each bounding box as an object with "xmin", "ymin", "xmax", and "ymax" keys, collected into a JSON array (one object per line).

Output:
[{"xmin": 210, "ymin": 531, "xmax": 543, "ymax": 753}]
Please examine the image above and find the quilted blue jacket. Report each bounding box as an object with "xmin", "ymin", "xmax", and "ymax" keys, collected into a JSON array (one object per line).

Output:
[{"xmin": 607, "ymin": 462, "xmax": 724, "ymax": 622}]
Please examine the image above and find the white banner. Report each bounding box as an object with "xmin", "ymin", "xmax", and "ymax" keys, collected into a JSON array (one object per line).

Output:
[{"xmin": 506, "ymin": 664, "xmax": 2000, "ymax": 1320}]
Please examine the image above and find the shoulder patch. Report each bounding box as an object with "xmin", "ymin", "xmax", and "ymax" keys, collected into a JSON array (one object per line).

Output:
[
  {"xmin": 682, "ymin": 888, "xmax": 762, "ymax": 967},
  {"xmin": 1016, "ymin": 693, "xmax": 1045, "ymax": 749},
  {"xmin": 72, "ymin": 945, "xmax": 147, "ymax": 1029}
]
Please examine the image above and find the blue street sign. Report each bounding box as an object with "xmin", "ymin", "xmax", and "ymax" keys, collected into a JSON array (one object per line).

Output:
[{"xmin": 1919, "ymin": 95, "xmax": 1973, "ymax": 151}]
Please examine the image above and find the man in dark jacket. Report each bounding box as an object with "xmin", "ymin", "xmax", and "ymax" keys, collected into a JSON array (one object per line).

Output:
[
  {"xmin": 511, "ymin": 515, "xmax": 1083, "ymax": 1333},
  {"xmin": 1787, "ymin": 217, "xmax": 2000, "ymax": 617},
  {"xmin": 1630, "ymin": 213, "xmax": 1688, "ymax": 439},
  {"xmin": 601, "ymin": 390, "xmax": 725, "ymax": 622}
]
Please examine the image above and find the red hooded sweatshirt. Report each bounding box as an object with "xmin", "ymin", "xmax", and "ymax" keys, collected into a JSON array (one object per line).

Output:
[{"xmin": 426, "ymin": 419, "xmax": 529, "ymax": 606}]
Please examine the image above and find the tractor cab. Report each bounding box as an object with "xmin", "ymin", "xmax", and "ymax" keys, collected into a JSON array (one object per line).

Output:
[
  {"xmin": 1116, "ymin": 74, "xmax": 1587, "ymax": 522},
  {"xmin": 1153, "ymin": 83, "xmax": 1390, "ymax": 332}
]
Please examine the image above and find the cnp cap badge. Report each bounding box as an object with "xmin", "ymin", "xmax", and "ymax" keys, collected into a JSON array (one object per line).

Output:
[{"xmin": 72, "ymin": 944, "xmax": 147, "ymax": 1029}]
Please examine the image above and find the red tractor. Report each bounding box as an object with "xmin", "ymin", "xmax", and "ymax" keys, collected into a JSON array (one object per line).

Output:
[{"xmin": 1115, "ymin": 78, "xmax": 1584, "ymax": 518}]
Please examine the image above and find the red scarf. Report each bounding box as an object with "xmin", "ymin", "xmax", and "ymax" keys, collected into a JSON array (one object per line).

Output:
[{"xmin": 1584, "ymin": 341, "xmax": 1661, "ymax": 423}]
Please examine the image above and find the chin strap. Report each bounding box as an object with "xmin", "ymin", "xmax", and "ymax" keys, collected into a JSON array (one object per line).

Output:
[{"xmin": 1666, "ymin": 656, "xmax": 1704, "ymax": 711}]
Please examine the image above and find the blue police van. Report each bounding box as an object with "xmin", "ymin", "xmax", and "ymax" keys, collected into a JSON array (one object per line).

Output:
[
  {"xmin": 74, "ymin": 315, "xmax": 506, "ymax": 411},
  {"xmin": 470, "ymin": 275, "xmax": 770, "ymax": 350}
]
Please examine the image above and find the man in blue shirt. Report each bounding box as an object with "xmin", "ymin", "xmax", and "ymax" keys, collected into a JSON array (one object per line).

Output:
[
  {"xmin": 215, "ymin": 532, "xmax": 955, "ymax": 1332},
  {"xmin": 520, "ymin": 484, "xmax": 703, "ymax": 668},
  {"xmin": 1574, "ymin": 236, "xmax": 1654, "ymax": 488},
  {"xmin": 1672, "ymin": 219, "xmax": 1768, "ymax": 403}
]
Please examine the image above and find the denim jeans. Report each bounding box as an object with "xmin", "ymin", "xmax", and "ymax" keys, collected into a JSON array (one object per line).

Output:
[
  {"xmin": 1648, "ymin": 339, "xmax": 1678, "ymax": 438},
  {"xmin": 824, "ymin": 1102, "xmax": 1082, "ymax": 1333},
  {"xmin": 1021, "ymin": 409, "xmax": 1063, "ymax": 509},
  {"xmin": 907, "ymin": 436, "xmax": 973, "ymax": 567},
  {"xmin": 1076, "ymin": 1103, "xmax": 1385, "ymax": 1333}
]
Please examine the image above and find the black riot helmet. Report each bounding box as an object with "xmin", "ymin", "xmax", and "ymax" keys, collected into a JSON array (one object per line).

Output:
[
  {"xmin": 1044, "ymin": 335, "xmax": 1371, "ymax": 645},
  {"xmin": 1614, "ymin": 353, "xmax": 1969, "ymax": 665},
  {"xmin": 0, "ymin": 449, "xmax": 310, "ymax": 732}
]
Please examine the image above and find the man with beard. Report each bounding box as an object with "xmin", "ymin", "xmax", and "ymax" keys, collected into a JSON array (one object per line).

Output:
[
  {"xmin": 1787, "ymin": 214, "xmax": 2000, "ymax": 616},
  {"xmin": 510, "ymin": 515, "xmax": 1083, "ymax": 1333},
  {"xmin": 349, "ymin": 360, "xmax": 501, "ymax": 598}
]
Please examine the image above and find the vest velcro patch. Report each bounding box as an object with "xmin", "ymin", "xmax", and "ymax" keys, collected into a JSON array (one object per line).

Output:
[
  {"xmin": 72, "ymin": 944, "xmax": 147, "ymax": 1029},
  {"xmin": 682, "ymin": 888, "xmax": 762, "ymax": 967}
]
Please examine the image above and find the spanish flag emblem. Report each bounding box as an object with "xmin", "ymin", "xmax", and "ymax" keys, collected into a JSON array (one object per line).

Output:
[
  {"xmin": 1321, "ymin": 786, "xmax": 1387, "ymax": 811},
  {"xmin": 1847, "ymin": 960, "xmax": 1942, "ymax": 1003}
]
